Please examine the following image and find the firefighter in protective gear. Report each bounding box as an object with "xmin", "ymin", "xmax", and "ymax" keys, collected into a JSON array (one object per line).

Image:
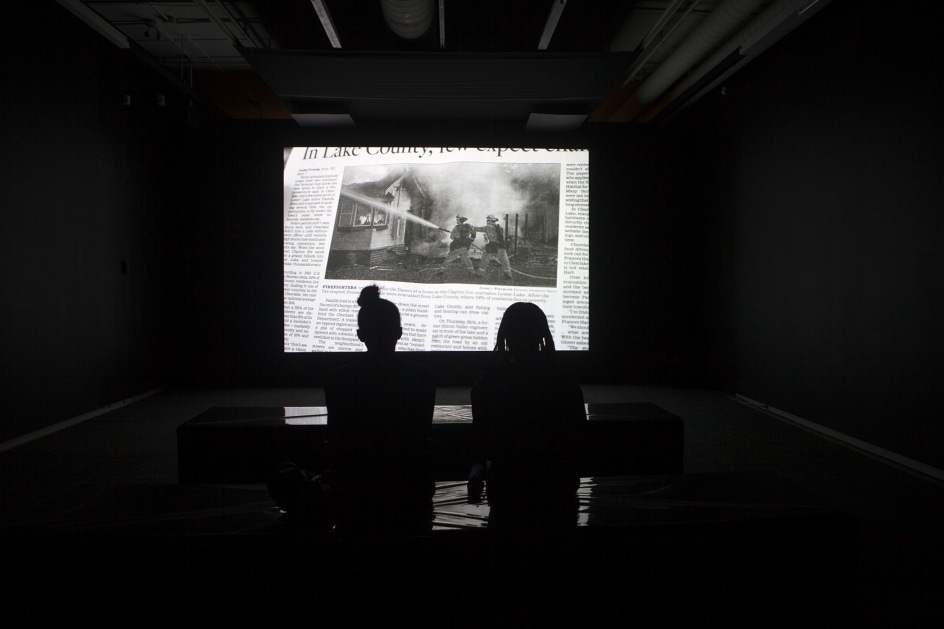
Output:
[
  {"xmin": 476, "ymin": 214, "xmax": 512, "ymax": 279},
  {"xmin": 436, "ymin": 215, "xmax": 476, "ymax": 277}
]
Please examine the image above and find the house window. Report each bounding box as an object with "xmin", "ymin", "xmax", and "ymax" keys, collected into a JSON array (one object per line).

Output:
[{"xmin": 338, "ymin": 197, "xmax": 388, "ymax": 229}]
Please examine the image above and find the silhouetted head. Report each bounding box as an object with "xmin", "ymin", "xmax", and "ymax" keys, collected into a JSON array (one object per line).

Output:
[
  {"xmin": 356, "ymin": 285, "xmax": 402, "ymax": 354},
  {"xmin": 494, "ymin": 302, "xmax": 556, "ymax": 363},
  {"xmin": 486, "ymin": 215, "xmax": 499, "ymax": 223},
  {"xmin": 456, "ymin": 215, "xmax": 467, "ymax": 223}
]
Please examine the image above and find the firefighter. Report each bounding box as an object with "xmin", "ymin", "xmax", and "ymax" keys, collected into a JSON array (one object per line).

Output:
[
  {"xmin": 476, "ymin": 214, "xmax": 512, "ymax": 280},
  {"xmin": 436, "ymin": 215, "xmax": 476, "ymax": 277}
]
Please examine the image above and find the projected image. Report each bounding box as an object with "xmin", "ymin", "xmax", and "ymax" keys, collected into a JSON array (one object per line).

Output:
[
  {"xmin": 284, "ymin": 147, "xmax": 589, "ymax": 352},
  {"xmin": 324, "ymin": 162, "xmax": 560, "ymax": 287}
]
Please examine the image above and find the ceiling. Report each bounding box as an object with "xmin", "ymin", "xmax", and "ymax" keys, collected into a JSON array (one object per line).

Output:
[{"xmin": 56, "ymin": 0, "xmax": 833, "ymax": 128}]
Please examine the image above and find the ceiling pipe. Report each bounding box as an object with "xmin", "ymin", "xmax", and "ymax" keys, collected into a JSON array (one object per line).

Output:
[
  {"xmin": 215, "ymin": 1, "xmax": 264, "ymax": 48},
  {"xmin": 648, "ymin": 0, "xmax": 834, "ymax": 121},
  {"xmin": 613, "ymin": 0, "xmax": 768, "ymax": 121},
  {"xmin": 194, "ymin": 0, "xmax": 242, "ymax": 47},
  {"xmin": 147, "ymin": 13, "xmax": 211, "ymax": 67},
  {"xmin": 125, "ymin": 39, "xmax": 224, "ymax": 117}
]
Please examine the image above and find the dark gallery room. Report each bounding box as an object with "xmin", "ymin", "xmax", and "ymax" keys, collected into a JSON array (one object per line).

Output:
[{"xmin": 2, "ymin": 1, "xmax": 942, "ymax": 625}]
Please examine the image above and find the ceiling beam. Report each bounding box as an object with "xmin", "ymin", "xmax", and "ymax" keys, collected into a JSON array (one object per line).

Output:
[
  {"xmin": 439, "ymin": 0, "xmax": 446, "ymax": 49},
  {"xmin": 310, "ymin": 0, "xmax": 342, "ymax": 49},
  {"xmin": 538, "ymin": 0, "xmax": 568, "ymax": 50}
]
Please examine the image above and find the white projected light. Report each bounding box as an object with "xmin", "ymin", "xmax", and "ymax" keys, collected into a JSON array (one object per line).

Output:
[{"xmin": 284, "ymin": 146, "xmax": 590, "ymax": 352}]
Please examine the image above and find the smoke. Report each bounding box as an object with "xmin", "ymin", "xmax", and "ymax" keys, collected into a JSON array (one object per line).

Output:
[
  {"xmin": 413, "ymin": 162, "xmax": 529, "ymax": 228},
  {"xmin": 342, "ymin": 165, "xmax": 389, "ymax": 185},
  {"xmin": 341, "ymin": 160, "xmax": 561, "ymax": 231}
]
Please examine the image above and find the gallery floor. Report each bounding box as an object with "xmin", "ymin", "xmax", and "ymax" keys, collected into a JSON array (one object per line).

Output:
[{"xmin": 2, "ymin": 386, "xmax": 941, "ymax": 625}]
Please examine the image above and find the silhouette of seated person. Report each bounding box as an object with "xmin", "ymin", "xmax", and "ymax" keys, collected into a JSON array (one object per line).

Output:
[
  {"xmin": 268, "ymin": 285, "xmax": 435, "ymax": 533},
  {"xmin": 323, "ymin": 285, "xmax": 436, "ymax": 533},
  {"xmin": 468, "ymin": 302, "xmax": 586, "ymax": 531}
]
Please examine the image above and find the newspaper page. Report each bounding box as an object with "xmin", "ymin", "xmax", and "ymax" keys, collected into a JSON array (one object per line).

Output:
[{"xmin": 284, "ymin": 146, "xmax": 589, "ymax": 352}]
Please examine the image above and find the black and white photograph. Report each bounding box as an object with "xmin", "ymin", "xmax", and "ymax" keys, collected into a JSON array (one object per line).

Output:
[{"xmin": 323, "ymin": 161, "xmax": 561, "ymax": 287}]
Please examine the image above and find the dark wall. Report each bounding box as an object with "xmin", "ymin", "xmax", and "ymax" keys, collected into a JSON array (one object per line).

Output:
[
  {"xmin": 0, "ymin": 4, "xmax": 206, "ymax": 440},
  {"xmin": 682, "ymin": 0, "xmax": 944, "ymax": 467}
]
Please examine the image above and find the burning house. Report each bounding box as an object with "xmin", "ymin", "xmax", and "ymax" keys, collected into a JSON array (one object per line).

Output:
[
  {"xmin": 327, "ymin": 168, "xmax": 449, "ymax": 271},
  {"xmin": 325, "ymin": 160, "xmax": 562, "ymax": 282}
]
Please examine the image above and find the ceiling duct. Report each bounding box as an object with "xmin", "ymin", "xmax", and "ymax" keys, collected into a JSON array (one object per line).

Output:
[
  {"xmin": 380, "ymin": 0, "xmax": 436, "ymax": 40},
  {"xmin": 615, "ymin": 0, "xmax": 768, "ymax": 121},
  {"xmin": 651, "ymin": 0, "xmax": 834, "ymax": 121},
  {"xmin": 620, "ymin": 0, "xmax": 695, "ymax": 87}
]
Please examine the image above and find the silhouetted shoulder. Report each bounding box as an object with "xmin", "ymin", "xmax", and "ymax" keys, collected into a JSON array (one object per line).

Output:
[
  {"xmin": 473, "ymin": 361, "xmax": 582, "ymax": 401},
  {"xmin": 326, "ymin": 354, "xmax": 435, "ymax": 426}
]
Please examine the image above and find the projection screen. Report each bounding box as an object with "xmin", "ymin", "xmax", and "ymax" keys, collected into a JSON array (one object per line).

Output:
[{"xmin": 284, "ymin": 146, "xmax": 589, "ymax": 352}]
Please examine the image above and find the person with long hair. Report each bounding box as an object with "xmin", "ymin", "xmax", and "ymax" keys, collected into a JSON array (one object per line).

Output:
[{"xmin": 468, "ymin": 302, "xmax": 586, "ymax": 528}]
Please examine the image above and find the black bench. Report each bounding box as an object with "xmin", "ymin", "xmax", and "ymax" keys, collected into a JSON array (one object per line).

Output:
[{"xmin": 177, "ymin": 402, "xmax": 684, "ymax": 484}]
